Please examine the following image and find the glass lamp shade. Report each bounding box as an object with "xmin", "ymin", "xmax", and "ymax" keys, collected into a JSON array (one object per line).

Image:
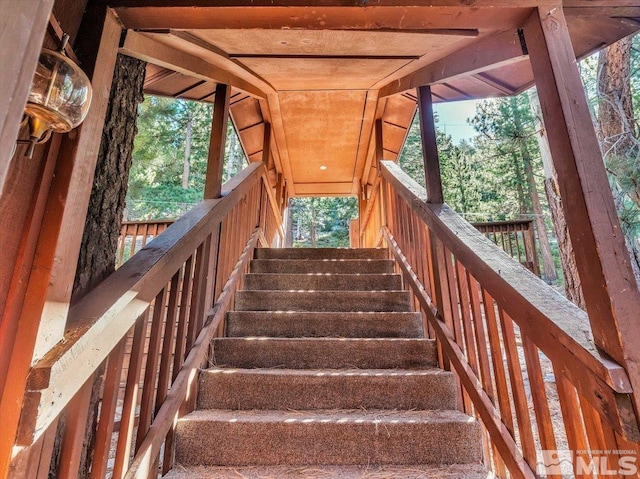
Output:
[{"xmin": 25, "ymin": 48, "xmax": 92, "ymax": 141}]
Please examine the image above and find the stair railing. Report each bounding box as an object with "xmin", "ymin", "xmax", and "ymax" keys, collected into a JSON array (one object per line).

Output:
[
  {"xmin": 12, "ymin": 162, "xmax": 284, "ymax": 479},
  {"xmin": 361, "ymin": 161, "xmax": 640, "ymax": 478}
]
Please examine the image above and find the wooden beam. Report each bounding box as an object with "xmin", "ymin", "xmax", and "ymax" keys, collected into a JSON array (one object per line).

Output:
[
  {"xmin": 0, "ymin": 7, "xmax": 121, "ymax": 476},
  {"xmin": 109, "ymin": 0, "xmax": 558, "ymax": 7},
  {"xmin": 374, "ymin": 119, "xmax": 384, "ymax": 165},
  {"xmin": 523, "ymin": 6, "xmax": 640, "ymax": 423},
  {"xmin": 473, "ymin": 72, "xmax": 516, "ymax": 95},
  {"xmin": 113, "ymin": 5, "xmax": 536, "ymax": 31},
  {"xmin": 261, "ymin": 122, "xmax": 272, "ymax": 166},
  {"xmin": 204, "ymin": 84, "xmax": 230, "ymax": 199},
  {"xmin": 119, "ymin": 30, "xmax": 268, "ymax": 99},
  {"xmin": 417, "ymin": 85, "xmax": 443, "ymax": 203},
  {"xmin": 0, "ymin": 1, "xmax": 54, "ymax": 195},
  {"xmin": 379, "ymin": 30, "xmax": 526, "ymax": 98}
]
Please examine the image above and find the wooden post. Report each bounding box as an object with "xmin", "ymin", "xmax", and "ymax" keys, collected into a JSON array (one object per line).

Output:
[
  {"xmin": 204, "ymin": 83, "xmax": 231, "ymax": 199},
  {"xmin": 262, "ymin": 122, "xmax": 272, "ymax": 167},
  {"xmin": 417, "ymin": 85, "xmax": 443, "ymax": 204},
  {"xmin": 523, "ymin": 7, "xmax": 640, "ymax": 419},
  {"xmin": 375, "ymin": 118, "xmax": 383, "ymax": 167},
  {"xmin": 0, "ymin": 8, "xmax": 121, "ymax": 476},
  {"xmin": 0, "ymin": 0, "xmax": 54, "ymax": 194}
]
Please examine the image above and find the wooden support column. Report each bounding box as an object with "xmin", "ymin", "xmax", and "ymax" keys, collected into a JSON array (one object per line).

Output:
[
  {"xmin": 262, "ymin": 121, "xmax": 272, "ymax": 167},
  {"xmin": 523, "ymin": 7, "xmax": 640, "ymax": 420},
  {"xmin": 0, "ymin": 8, "xmax": 121, "ymax": 476},
  {"xmin": 0, "ymin": 0, "xmax": 54, "ymax": 194},
  {"xmin": 417, "ymin": 85, "xmax": 443, "ymax": 204},
  {"xmin": 204, "ymin": 83, "xmax": 231, "ymax": 199},
  {"xmin": 375, "ymin": 118, "xmax": 384, "ymax": 167}
]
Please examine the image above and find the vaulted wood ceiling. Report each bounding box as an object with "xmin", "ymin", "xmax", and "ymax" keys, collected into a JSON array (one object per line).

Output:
[{"xmin": 114, "ymin": 1, "xmax": 640, "ymax": 197}]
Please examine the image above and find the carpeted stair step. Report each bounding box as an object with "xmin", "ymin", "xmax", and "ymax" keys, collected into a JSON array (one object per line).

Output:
[
  {"xmin": 163, "ymin": 463, "xmax": 490, "ymax": 478},
  {"xmin": 175, "ymin": 409, "xmax": 482, "ymax": 466},
  {"xmin": 210, "ymin": 338, "xmax": 436, "ymax": 369},
  {"xmin": 235, "ymin": 290, "xmax": 412, "ymax": 312},
  {"xmin": 242, "ymin": 273, "xmax": 402, "ymax": 291},
  {"xmin": 255, "ymin": 248, "xmax": 389, "ymax": 260},
  {"xmin": 198, "ymin": 368, "xmax": 456, "ymax": 410},
  {"xmin": 226, "ymin": 311, "xmax": 423, "ymax": 338},
  {"xmin": 250, "ymin": 259, "xmax": 395, "ymax": 274}
]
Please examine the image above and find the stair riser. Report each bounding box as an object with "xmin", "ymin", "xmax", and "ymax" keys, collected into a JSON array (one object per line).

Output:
[
  {"xmin": 235, "ymin": 291, "xmax": 411, "ymax": 312},
  {"xmin": 176, "ymin": 420, "xmax": 482, "ymax": 466},
  {"xmin": 211, "ymin": 338, "xmax": 436, "ymax": 369},
  {"xmin": 226, "ymin": 312, "xmax": 423, "ymax": 338},
  {"xmin": 198, "ymin": 371, "xmax": 456, "ymax": 410},
  {"xmin": 255, "ymin": 248, "xmax": 388, "ymax": 260},
  {"xmin": 243, "ymin": 274, "xmax": 402, "ymax": 291},
  {"xmin": 250, "ymin": 259, "xmax": 395, "ymax": 274}
]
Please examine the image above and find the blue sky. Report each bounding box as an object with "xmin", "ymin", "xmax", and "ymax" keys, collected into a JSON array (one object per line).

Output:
[{"xmin": 433, "ymin": 99, "xmax": 480, "ymax": 143}]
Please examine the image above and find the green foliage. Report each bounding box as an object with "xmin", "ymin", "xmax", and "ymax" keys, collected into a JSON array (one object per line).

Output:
[
  {"xmin": 290, "ymin": 197, "xmax": 358, "ymax": 247},
  {"xmin": 126, "ymin": 96, "xmax": 246, "ymax": 220},
  {"xmin": 398, "ymin": 95, "xmax": 546, "ymax": 222}
]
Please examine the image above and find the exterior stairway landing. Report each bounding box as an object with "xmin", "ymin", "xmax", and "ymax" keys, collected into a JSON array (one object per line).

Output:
[{"xmin": 164, "ymin": 248, "xmax": 486, "ymax": 478}]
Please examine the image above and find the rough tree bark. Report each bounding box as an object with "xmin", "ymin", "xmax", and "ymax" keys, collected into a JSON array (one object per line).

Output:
[
  {"xmin": 597, "ymin": 36, "xmax": 640, "ymax": 283},
  {"xmin": 47, "ymin": 54, "xmax": 146, "ymax": 479},
  {"xmin": 528, "ymin": 90, "xmax": 586, "ymax": 308}
]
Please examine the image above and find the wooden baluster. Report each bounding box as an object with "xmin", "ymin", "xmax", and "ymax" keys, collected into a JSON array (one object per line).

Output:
[
  {"xmin": 455, "ymin": 261, "xmax": 480, "ymax": 376},
  {"xmin": 149, "ymin": 272, "xmax": 180, "ymax": 478},
  {"xmin": 442, "ymin": 249, "xmax": 469, "ymax": 412},
  {"xmin": 496, "ymin": 309, "xmax": 537, "ymax": 468},
  {"xmin": 579, "ymin": 397, "xmax": 615, "ymax": 473},
  {"xmin": 163, "ymin": 259, "xmax": 194, "ymax": 474},
  {"xmin": 554, "ymin": 368, "xmax": 591, "ymax": 479},
  {"xmin": 136, "ymin": 288, "xmax": 168, "ymax": 454},
  {"xmin": 467, "ymin": 274, "xmax": 506, "ymax": 477},
  {"xmin": 56, "ymin": 376, "xmax": 95, "ymax": 479},
  {"xmin": 520, "ymin": 334, "xmax": 559, "ymax": 475},
  {"xmin": 89, "ymin": 337, "xmax": 127, "ymax": 479},
  {"xmin": 481, "ymin": 290, "xmax": 515, "ymax": 436},
  {"xmin": 186, "ymin": 243, "xmax": 206, "ymax": 355},
  {"xmin": 113, "ymin": 310, "xmax": 149, "ymax": 479}
]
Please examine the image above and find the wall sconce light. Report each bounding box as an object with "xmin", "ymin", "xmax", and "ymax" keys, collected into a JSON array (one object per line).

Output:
[{"xmin": 17, "ymin": 34, "xmax": 92, "ymax": 158}]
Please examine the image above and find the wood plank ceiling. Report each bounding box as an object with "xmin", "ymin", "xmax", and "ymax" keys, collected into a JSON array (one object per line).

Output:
[{"xmin": 115, "ymin": 2, "xmax": 640, "ymax": 197}]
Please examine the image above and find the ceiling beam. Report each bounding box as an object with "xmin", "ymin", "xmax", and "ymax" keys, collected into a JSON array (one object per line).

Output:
[
  {"xmin": 113, "ymin": 6, "xmax": 533, "ymax": 30},
  {"xmin": 108, "ymin": 0, "xmax": 566, "ymax": 7},
  {"xmin": 378, "ymin": 29, "xmax": 527, "ymax": 98},
  {"xmin": 119, "ymin": 30, "xmax": 269, "ymax": 99}
]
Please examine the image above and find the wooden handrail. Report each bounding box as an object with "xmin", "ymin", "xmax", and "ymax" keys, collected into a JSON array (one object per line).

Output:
[
  {"xmin": 18, "ymin": 163, "xmax": 265, "ymax": 445},
  {"xmin": 369, "ymin": 160, "xmax": 640, "ymax": 476},
  {"xmin": 124, "ymin": 228, "xmax": 260, "ymax": 479},
  {"xmin": 380, "ymin": 161, "xmax": 631, "ymax": 396}
]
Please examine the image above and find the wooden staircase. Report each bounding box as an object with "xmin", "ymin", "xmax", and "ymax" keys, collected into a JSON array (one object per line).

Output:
[{"xmin": 164, "ymin": 248, "xmax": 486, "ymax": 478}]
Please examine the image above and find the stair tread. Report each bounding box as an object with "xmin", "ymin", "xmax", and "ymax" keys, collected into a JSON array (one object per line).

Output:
[
  {"xmin": 255, "ymin": 248, "xmax": 389, "ymax": 259},
  {"xmin": 182, "ymin": 408, "xmax": 474, "ymax": 424},
  {"xmin": 226, "ymin": 311, "xmax": 423, "ymax": 338},
  {"xmin": 164, "ymin": 464, "xmax": 489, "ymax": 478},
  {"xmin": 211, "ymin": 337, "xmax": 435, "ymax": 368},
  {"xmin": 202, "ymin": 367, "xmax": 448, "ymax": 376}
]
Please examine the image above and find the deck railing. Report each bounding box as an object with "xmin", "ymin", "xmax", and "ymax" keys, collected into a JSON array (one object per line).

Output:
[
  {"xmin": 117, "ymin": 220, "xmax": 174, "ymax": 267},
  {"xmin": 361, "ymin": 161, "xmax": 640, "ymax": 478},
  {"xmin": 13, "ymin": 163, "xmax": 284, "ymax": 479},
  {"xmin": 472, "ymin": 219, "xmax": 539, "ymax": 276}
]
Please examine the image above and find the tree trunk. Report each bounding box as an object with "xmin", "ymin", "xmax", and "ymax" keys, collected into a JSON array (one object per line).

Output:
[
  {"xmin": 512, "ymin": 101, "xmax": 558, "ymax": 283},
  {"xmin": 226, "ymin": 129, "xmax": 238, "ymax": 180},
  {"xmin": 528, "ymin": 89, "xmax": 585, "ymax": 308},
  {"xmin": 48, "ymin": 54, "xmax": 145, "ymax": 479},
  {"xmin": 310, "ymin": 199, "xmax": 317, "ymax": 248},
  {"xmin": 182, "ymin": 116, "xmax": 192, "ymax": 189},
  {"xmin": 597, "ymin": 36, "xmax": 640, "ymax": 283},
  {"xmin": 285, "ymin": 198, "xmax": 294, "ymax": 247}
]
